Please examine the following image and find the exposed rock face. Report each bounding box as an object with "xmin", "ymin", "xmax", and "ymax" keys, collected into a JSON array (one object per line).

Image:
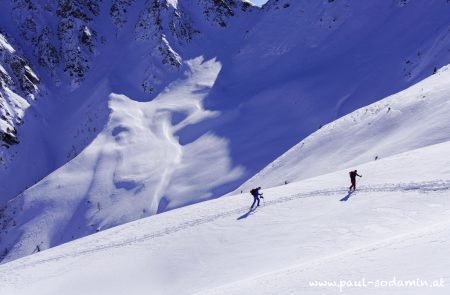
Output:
[
  {"xmin": 4, "ymin": 0, "xmax": 249, "ymax": 96},
  {"xmin": 110, "ymin": 0, "xmax": 135, "ymax": 28},
  {"xmin": 135, "ymin": 0, "xmax": 201, "ymax": 93},
  {"xmin": 9, "ymin": 0, "xmax": 102, "ymax": 87},
  {"xmin": 1, "ymin": 0, "xmax": 108, "ymax": 148},
  {"xmin": 0, "ymin": 32, "xmax": 39, "ymax": 148},
  {"xmin": 199, "ymin": 0, "xmax": 236, "ymax": 27}
]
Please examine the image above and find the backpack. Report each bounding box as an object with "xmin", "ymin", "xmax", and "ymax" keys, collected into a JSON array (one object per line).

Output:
[{"xmin": 250, "ymin": 188, "xmax": 258, "ymax": 196}]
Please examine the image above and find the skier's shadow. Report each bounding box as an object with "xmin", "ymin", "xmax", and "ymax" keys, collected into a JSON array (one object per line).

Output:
[
  {"xmin": 340, "ymin": 191, "xmax": 354, "ymax": 202},
  {"xmin": 237, "ymin": 208, "xmax": 256, "ymax": 220}
]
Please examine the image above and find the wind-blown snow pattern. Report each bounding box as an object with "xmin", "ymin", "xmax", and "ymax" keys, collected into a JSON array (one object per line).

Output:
[
  {"xmin": 0, "ymin": 0, "xmax": 254, "ymax": 205},
  {"xmin": 0, "ymin": 140, "xmax": 450, "ymax": 294},
  {"xmin": 240, "ymin": 65, "xmax": 450, "ymax": 191},
  {"xmin": 0, "ymin": 0, "xmax": 450, "ymax": 264},
  {"xmin": 0, "ymin": 57, "xmax": 243, "ymax": 263}
]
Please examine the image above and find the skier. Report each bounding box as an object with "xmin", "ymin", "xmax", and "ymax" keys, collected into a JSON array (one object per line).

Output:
[
  {"xmin": 349, "ymin": 170, "xmax": 362, "ymax": 191},
  {"xmin": 250, "ymin": 187, "xmax": 263, "ymax": 209}
]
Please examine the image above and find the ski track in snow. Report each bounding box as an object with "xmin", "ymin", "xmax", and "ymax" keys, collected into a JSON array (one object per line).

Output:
[
  {"xmin": 6, "ymin": 179, "xmax": 449, "ymax": 271},
  {"xmin": 1, "ymin": 140, "xmax": 450, "ymax": 294}
]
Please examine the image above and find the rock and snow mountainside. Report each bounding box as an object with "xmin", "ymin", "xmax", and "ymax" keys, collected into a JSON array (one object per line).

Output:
[
  {"xmin": 0, "ymin": 33, "xmax": 39, "ymax": 148},
  {"xmin": 0, "ymin": 0, "xmax": 254, "ymax": 204},
  {"xmin": 0, "ymin": 0, "xmax": 450, "ymax": 263},
  {"xmin": 0, "ymin": 140, "xmax": 450, "ymax": 294},
  {"xmin": 240, "ymin": 65, "xmax": 450, "ymax": 191}
]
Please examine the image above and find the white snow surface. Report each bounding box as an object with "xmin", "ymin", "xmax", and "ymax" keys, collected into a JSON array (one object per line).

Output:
[
  {"xmin": 239, "ymin": 65, "xmax": 450, "ymax": 191},
  {"xmin": 0, "ymin": 34, "xmax": 15, "ymax": 53},
  {"xmin": 0, "ymin": 57, "xmax": 243, "ymax": 263},
  {"xmin": 0, "ymin": 140, "xmax": 450, "ymax": 294}
]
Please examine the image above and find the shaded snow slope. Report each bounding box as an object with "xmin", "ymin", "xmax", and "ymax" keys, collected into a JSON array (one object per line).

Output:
[
  {"xmin": 0, "ymin": 57, "xmax": 242, "ymax": 263},
  {"xmin": 239, "ymin": 65, "xmax": 450, "ymax": 191},
  {"xmin": 0, "ymin": 140, "xmax": 449, "ymax": 294},
  {"xmin": 198, "ymin": 0, "xmax": 450, "ymax": 183}
]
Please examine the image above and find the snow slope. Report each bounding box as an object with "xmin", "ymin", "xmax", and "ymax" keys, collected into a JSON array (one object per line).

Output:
[
  {"xmin": 0, "ymin": 57, "xmax": 243, "ymax": 263},
  {"xmin": 239, "ymin": 64, "xmax": 450, "ymax": 191},
  {"xmin": 0, "ymin": 140, "xmax": 449, "ymax": 294}
]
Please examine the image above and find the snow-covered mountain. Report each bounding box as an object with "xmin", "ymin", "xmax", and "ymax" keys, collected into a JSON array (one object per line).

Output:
[
  {"xmin": 0, "ymin": 0, "xmax": 449, "ymax": 263},
  {"xmin": 1, "ymin": 139, "xmax": 449, "ymax": 294}
]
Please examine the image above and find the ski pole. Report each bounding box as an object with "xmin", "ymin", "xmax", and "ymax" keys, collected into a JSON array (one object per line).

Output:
[{"xmin": 357, "ymin": 173, "xmax": 364, "ymax": 191}]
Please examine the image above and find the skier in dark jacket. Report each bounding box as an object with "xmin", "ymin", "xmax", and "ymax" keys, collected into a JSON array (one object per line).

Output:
[
  {"xmin": 349, "ymin": 170, "xmax": 362, "ymax": 191},
  {"xmin": 250, "ymin": 187, "xmax": 263, "ymax": 209}
]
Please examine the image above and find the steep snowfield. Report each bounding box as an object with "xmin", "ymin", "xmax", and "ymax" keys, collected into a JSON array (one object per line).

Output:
[
  {"xmin": 0, "ymin": 57, "xmax": 243, "ymax": 263},
  {"xmin": 240, "ymin": 65, "xmax": 450, "ymax": 191},
  {"xmin": 0, "ymin": 140, "xmax": 449, "ymax": 294}
]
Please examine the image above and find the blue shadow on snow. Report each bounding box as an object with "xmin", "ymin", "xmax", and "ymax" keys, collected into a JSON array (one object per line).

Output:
[
  {"xmin": 340, "ymin": 191, "xmax": 354, "ymax": 202},
  {"xmin": 237, "ymin": 208, "xmax": 257, "ymax": 220}
]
